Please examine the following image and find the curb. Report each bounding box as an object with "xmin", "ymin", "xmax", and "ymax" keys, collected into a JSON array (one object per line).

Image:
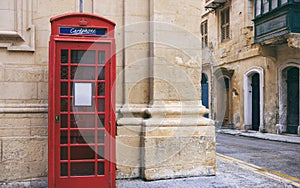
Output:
[{"xmin": 217, "ymin": 129, "xmax": 300, "ymax": 144}]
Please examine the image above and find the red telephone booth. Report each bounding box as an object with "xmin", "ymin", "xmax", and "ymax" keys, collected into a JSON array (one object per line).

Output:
[{"xmin": 48, "ymin": 13, "xmax": 116, "ymax": 188}]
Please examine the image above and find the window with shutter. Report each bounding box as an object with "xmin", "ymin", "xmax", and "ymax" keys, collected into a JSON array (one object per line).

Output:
[
  {"xmin": 201, "ymin": 20, "xmax": 208, "ymax": 48},
  {"xmin": 221, "ymin": 7, "xmax": 230, "ymax": 41}
]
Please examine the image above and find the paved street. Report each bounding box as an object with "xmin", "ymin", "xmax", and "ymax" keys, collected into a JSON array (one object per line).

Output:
[{"xmin": 216, "ymin": 133, "xmax": 300, "ymax": 179}]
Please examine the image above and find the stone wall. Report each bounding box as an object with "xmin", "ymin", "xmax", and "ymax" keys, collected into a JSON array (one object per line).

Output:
[{"xmin": 117, "ymin": 0, "xmax": 216, "ymax": 180}]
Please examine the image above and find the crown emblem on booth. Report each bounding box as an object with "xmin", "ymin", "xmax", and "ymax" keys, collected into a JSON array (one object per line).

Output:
[{"xmin": 78, "ymin": 18, "xmax": 88, "ymax": 26}]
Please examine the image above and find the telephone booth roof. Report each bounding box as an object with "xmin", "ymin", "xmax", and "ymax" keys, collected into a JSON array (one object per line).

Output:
[{"xmin": 50, "ymin": 12, "xmax": 115, "ymax": 38}]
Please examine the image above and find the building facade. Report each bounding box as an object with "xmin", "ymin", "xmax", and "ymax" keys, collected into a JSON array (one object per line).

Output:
[
  {"xmin": 0, "ymin": 0, "xmax": 215, "ymax": 186},
  {"xmin": 202, "ymin": 0, "xmax": 300, "ymax": 134}
]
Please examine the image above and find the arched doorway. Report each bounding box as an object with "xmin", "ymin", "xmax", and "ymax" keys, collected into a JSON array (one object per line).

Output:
[
  {"xmin": 214, "ymin": 68, "xmax": 234, "ymax": 127},
  {"xmin": 287, "ymin": 67, "xmax": 299, "ymax": 133},
  {"xmin": 279, "ymin": 65, "xmax": 300, "ymax": 134},
  {"xmin": 244, "ymin": 67, "xmax": 264, "ymax": 131},
  {"xmin": 201, "ymin": 73, "xmax": 209, "ymax": 118},
  {"xmin": 223, "ymin": 77, "xmax": 230, "ymax": 126}
]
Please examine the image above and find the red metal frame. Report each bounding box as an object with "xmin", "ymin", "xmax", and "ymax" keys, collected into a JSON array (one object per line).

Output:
[{"xmin": 48, "ymin": 13, "xmax": 116, "ymax": 188}]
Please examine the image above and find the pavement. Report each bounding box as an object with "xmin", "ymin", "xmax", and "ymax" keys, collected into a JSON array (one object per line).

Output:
[
  {"xmin": 1, "ymin": 129, "xmax": 299, "ymax": 188},
  {"xmin": 117, "ymin": 155, "xmax": 298, "ymax": 188},
  {"xmin": 2, "ymin": 158, "xmax": 297, "ymax": 188},
  {"xmin": 216, "ymin": 128, "xmax": 300, "ymax": 144}
]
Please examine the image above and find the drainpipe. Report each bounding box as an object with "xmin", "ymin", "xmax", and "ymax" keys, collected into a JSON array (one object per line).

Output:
[
  {"xmin": 79, "ymin": 0, "xmax": 83, "ymax": 12},
  {"xmin": 122, "ymin": 0, "xmax": 126, "ymax": 104}
]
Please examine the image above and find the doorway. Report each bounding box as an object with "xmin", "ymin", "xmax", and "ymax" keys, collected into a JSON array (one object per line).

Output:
[
  {"xmin": 201, "ymin": 73, "xmax": 209, "ymax": 118},
  {"xmin": 214, "ymin": 68, "xmax": 234, "ymax": 128},
  {"xmin": 287, "ymin": 67, "xmax": 299, "ymax": 134},
  {"xmin": 251, "ymin": 73, "xmax": 260, "ymax": 131},
  {"xmin": 244, "ymin": 67, "xmax": 264, "ymax": 131}
]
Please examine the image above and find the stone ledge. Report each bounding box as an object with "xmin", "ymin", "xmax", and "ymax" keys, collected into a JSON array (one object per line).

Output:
[{"xmin": 0, "ymin": 103, "xmax": 48, "ymax": 113}]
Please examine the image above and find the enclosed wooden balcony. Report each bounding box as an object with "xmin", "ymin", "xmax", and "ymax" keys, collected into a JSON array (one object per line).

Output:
[{"xmin": 254, "ymin": 0, "xmax": 300, "ymax": 44}]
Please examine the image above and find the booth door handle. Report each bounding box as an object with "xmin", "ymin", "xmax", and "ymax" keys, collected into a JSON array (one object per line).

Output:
[{"xmin": 55, "ymin": 115, "xmax": 60, "ymax": 123}]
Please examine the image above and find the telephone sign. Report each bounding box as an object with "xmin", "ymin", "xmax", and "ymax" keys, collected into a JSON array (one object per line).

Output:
[
  {"xmin": 59, "ymin": 27, "xmax": 107, "ymax": 36},
  {"xmin": 48, "ymin": 13, "xmax": 116, "ymax": 188}
]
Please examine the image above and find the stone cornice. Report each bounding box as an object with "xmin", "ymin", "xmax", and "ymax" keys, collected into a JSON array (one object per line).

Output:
[{"xmin": 0, "ymin": 103, "xmax": 48, "ymax": 113}]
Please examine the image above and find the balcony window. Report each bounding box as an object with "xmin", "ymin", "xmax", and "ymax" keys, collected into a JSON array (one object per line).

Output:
[
  {"xmin": 256, "ymin": 0, "xmax": 262, "ymax": 16},
  {"xmin": 254, "ymin": 0, "xmax": 300, "ymax": 43},
  {"xmin": 271, "ymin": 0, "xmax": 278, "ymax": 9},
  {"xmin": 255, "ymin": 0, "xmax": 294, "ymax": 17},
  {"xmin": 263, "ymin": 0, "xmax": 269, "ymax": 14}
]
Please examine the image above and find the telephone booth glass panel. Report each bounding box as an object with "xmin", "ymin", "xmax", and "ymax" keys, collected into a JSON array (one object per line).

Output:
[{"xmin": 57, "ymin": 42, "xmax": 110, "ymax": 179}]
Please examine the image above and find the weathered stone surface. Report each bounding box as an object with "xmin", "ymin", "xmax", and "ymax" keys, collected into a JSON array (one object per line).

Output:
[
  {"xmin": 0, "ymin": 137, "xmax": 47, "ymax": 181},
  {"xmin": 0, "ymin": 83, "xmax": 37, "ymax": 100},
  {"xmin": 0, "ymin": 177, "xmax": 48, "ymax": 188},
  {"xmin": 0, "ymin": 66, "xmax": 4, "ymax": 82},
  {"xmin": 116, "ymin": 135, "xmax": 141, "ymax": 179},
  {"xmin": 142, "ymin": 114, "xmax": 215, "ymax": 180},
  {"xmin": 0, "ymin": 49, "xmax": 34, "ymax": 65},
  {"xmin": 143, "ymin": 164, "xmax": 215, "ymax": 180},
  {"xmin": 0, "ymin": 112, "xmax": 47, "ymax": 182},
  {"xmin": 37, "ymin": 82, "xmax": 48, "ymax": 100},
  {"xmin": 0, "ymin": 127, "xmax": 30, "ymax": 137},
  {"xmin": 287, "ymin": 34, "xmax": 300, "ymax": 49},
  {"xmin": 116, "ymin": 0, "xmax": 215, "ymax": 180},
  {"xmin": 4, "ymin": 68, "xmax": 44, "ymax": 82}
]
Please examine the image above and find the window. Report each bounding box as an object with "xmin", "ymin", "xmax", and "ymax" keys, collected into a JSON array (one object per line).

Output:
[
  {"xmin": 221, "ymin": 7, "xmax": 230, "ymax": 41},
  {"xmin": 271, "ymin": 0, "xmax": 278, "ymax": 10},
  {"xmin": 262, "ymin": 0, "xmax": 269, "ymax": 14},
  {"xmin": 255, "ymin": 0, "xmax": 290, "ymax": 17},
  {"xmin": 201, "ymin": 20, "xmax": 208, "ymax": 48},
  {"xmin": 256, "ymin": 0, "xmax": 262, "ymax": 16}
]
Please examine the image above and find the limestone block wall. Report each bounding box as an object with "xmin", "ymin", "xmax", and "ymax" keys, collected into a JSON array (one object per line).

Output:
[
  {"xmin": 117, "ymin": 0, "xmax": 216, "ymax": 180},
  {"xmin": 0, "ymin": 114, "xmax": 47, "ymax": 181},
  {"xmin": 0, "ymin": 27, "xmax": 48, "ymax": 182},
  {"xmin": 142, "ymin": 126, "xmax": 215, "ymax": 180}
]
